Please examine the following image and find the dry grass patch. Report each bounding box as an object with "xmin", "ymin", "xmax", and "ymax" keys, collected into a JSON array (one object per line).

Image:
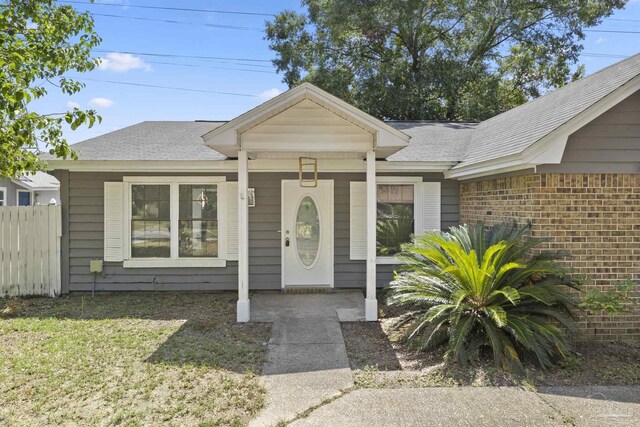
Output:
[{"xmin": 0, "ymin": 292, "xmax": 271, "ymax": 426}]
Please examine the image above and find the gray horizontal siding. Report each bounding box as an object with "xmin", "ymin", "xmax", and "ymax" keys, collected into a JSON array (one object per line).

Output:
[
  {"xmin": 64, "ymin": 172, "xmax": 238, "ymax": 292},
  {"xmin": 538, "ymin": 90, "xmax": 640, "ymax": 174},
  {"xmin": 59, "ymin": 171, "xmax": 460, "ymax": 292}
]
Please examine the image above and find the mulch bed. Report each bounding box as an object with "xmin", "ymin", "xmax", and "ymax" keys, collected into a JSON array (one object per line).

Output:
[{"xmin": 341, "ymin": 311, "xmax": 640, "ymax": 388}]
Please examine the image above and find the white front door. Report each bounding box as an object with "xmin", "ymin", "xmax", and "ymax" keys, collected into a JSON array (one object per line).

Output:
[{"xmin": 282, "ymin": 180, "xmax": 334, "ymax": 288}]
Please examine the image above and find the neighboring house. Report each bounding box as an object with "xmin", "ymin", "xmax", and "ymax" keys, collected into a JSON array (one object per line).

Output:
[
  {"xmin": 44, "ymin": 54, "xmax": 639, "ymax": 341},
  {"xmin": 0, "ymin": 172, "xmax": 60, "ymax": 207}
]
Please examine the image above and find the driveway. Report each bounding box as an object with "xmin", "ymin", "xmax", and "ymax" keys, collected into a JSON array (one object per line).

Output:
[{"xmin": 290, "ymin": 386, "xmax": 640, "ymax": 427}]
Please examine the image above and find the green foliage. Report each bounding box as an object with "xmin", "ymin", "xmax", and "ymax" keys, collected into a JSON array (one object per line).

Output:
[
  {"xmin": 0, "ymin": 0, "xmax": 102, "ymax": 178},
  {"xmin": 388, "ymin": 221, "xmax": 581, "ymax": 371},
  {"xmin": 266, "ymin": 0, "xmax": 625, "ymax": 121},
  {"xmin": 579, "ymin": 279, "xmax": 637, "ymax": 316},
  {"xmin": 376, "ymin": 204, "xmax": 414, "ymax": 256}
]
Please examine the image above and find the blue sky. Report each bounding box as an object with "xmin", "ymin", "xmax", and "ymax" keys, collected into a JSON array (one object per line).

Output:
[{"xmin": 33, "ymin": 0, "xmax": 640, "ymax": 144}]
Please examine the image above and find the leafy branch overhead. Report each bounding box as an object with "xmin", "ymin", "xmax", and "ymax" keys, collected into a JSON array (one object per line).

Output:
[
  {"xmin": 266, "ymin": 0, "xmax": 626, "ymax": 121},
  {"xmin": 0, "ymin": 0, "xmax": 102, "ymax": 178}
]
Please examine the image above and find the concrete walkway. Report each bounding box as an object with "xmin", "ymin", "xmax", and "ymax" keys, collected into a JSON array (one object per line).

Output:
[
  {"xmin": 290, "ymin": 386, "xmax": 640, "ymax": 427},
  {"xmin": 247, "ymin": 292, "xmax": 639, "ymax": 427},
  {"xmin": 249, "ymin": 292, "xmax": 365, "ymax": 427}
]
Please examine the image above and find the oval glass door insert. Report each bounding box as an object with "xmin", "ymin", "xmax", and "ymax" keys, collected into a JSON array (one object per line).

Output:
[{"xmin": 295, "ymin": 196, "xmax": 320, "ymax": 267}]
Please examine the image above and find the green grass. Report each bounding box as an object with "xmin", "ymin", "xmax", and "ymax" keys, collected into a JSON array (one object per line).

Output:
[{"xmin": 0, "ymin": 293, "xmax": 271, "ymax": 426}]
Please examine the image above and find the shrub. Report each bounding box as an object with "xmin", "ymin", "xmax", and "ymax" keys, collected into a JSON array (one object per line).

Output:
[{"xmin": 388, "ymin": 221, "xmax": 580, "ymax": 371}]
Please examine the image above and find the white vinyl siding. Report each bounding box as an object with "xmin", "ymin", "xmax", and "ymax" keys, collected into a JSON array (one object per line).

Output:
[
  {"xmin": 350, "ymin": 178, "xmax": 442, "ymax": 262},
  {"xmin": 104, "ymin": 182, "xmax": 125, "ymax": 262}
]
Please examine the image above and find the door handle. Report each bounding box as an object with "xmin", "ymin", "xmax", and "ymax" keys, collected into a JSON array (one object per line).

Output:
[{"xmin": 285, "ymin": 237, "xmax": 290, "ymax": 247}]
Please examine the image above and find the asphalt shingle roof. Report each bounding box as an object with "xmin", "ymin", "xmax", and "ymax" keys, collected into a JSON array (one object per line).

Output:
[
  {"xmin": 47, "ymin": 121, "xmax": 227, "ymax": 161},
  {"xmin": 460, "ymin": 53, "xmax": 640, "ymax": 167},
  {"xmin": 386, "ymin": 121, "xmax": 477, "ymax": 161},
  {"xmin": 45, "ymin": 54, "xmax": 639, "ymax": 166},
  {"xmin": 14, "ymin": 171, "xmax": 59, "ymax": 190}
]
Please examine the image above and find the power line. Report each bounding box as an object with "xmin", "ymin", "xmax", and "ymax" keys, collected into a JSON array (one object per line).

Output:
[
  {"xmin": 61, "ymin": 1, "xmax": 276, "ymax": 17},
  {"xmin": 93, "ymin": 49, "xmax": 273, "ymax": 63},
  {"xmin": 144, "ymin": 60, "xmax": 274, "ymax": 74},
  {"xmin": 581, "ymin": 53, "xmax": 629, "ymax": 58},
  {"xmin": 585, "ymin": 29, "xmax": 640, "ymax": 34},
  {"xmin": 606, "ymin": 18, "xmax": 640, "ymax": 23},
  {"xmin": 92, "ymin": 12, "xmax": 263, "ymax": 31},
  {"xmin": 76, "ymin": 77, "xmax": 258, "ymax": 97}
]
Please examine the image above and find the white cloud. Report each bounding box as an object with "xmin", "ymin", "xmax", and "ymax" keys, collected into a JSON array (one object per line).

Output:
[
  {"xmin": 259, "ymin": 88, "xmax": 283, "ymax": 101},
  {"xmin": 67, "ymin": 101, "xmax": 80, "ymax": 109},
  {"xmin": 595, "ymin": 37, "xmax": 606, "ymax": 44},
  {"xmin": 97, "ymin": 52, "xmax": 151, "ymax": 73},
  {"xmin": 96, "ymin": 0, "xmax": 130, "ymax": 8},
  {"xmin": 88, "ymin": 97, "xmax": 114, "ymax": 108}
]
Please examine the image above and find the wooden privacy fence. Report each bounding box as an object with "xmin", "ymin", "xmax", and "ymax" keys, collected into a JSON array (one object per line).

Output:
[{"xmin": 0, "ymin": 206, "xmax": 62, "ymax": 297}]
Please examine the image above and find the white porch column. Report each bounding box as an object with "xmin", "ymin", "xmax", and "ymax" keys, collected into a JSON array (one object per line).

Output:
[
  {"xmin": 365, "ymin": 150, "xmax": 378, "ymax": 321},
  {"xmin": 237, "ymin": 149, "xmax": 250, "ymax": 322}
]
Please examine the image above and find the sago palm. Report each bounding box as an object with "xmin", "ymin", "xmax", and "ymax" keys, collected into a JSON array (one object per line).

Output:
[{"xmin": 388, "ymin": 221, "xmax": 580, "ymax": 371}]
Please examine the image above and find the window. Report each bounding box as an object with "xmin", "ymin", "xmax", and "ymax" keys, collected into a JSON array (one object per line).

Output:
[
  {"xmin": 179, "ymin": 185, "xmax": 218, "ymax": 257},
  {"xmin": 17, "ymin": 190, "xmax": 32, "ymax": 206},
  {"xmin": 377, "ymin": 184, "xmax": 415, "ymax": 256},
  {"xmin": 123, "ymin": 177, "xmax": 226, "ymax": 268},
  {"xmin": 131, "ymin": 185, "xmax": 171, "ymax": 258},
  {"xmin": 0, "ymin": 187, "xmax": 5, "ymax": 206}
]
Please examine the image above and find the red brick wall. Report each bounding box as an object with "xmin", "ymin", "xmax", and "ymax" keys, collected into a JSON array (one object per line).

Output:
[{"xmin": 460, "ymin": 173, "xmax": 640, "ymax": 342}]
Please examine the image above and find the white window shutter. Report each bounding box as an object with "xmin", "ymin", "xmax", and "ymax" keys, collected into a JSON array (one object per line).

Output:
[
  {"xmin": 104, "ymin": 182, "xmax": 124, "ymax": 262},
  {"xmin": 226, "ymin": 182, "xmax": 239, "ymax": 261},
  {"xmin": 422, "ymin": 182, "xmax": 441, "ymax": 233},
  {"xmin": 350, "ymin": 182, "xmax": 367, "ymax": 260}
]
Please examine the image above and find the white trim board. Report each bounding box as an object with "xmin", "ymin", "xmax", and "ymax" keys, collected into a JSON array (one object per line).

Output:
[{"xmin": 44, "ymin": 159, "xmax": 455, "ymax": 173}]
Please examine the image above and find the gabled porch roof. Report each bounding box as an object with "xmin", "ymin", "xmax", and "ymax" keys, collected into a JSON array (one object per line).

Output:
[{"xmin": 202, "ymin": 83, "xmax": 411, "ymax": 159}]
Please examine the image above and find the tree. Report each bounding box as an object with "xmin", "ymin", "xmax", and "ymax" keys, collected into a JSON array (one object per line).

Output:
[
  {"xmin": 1, "ymin": 0, "xmax": 102, "ymax": 178},
  {"xmin": 266, "ymin": 0, "xmax": 626, "ymax": 121}
]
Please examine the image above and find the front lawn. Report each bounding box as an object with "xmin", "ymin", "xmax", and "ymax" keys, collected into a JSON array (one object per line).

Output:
[
  {"xmin": 342, "ymin": 302, "xmax": 640, "ymax": 389},
  {"xmin": 0, "ymin": 293, "xmax": 271, "ymax": 426}
]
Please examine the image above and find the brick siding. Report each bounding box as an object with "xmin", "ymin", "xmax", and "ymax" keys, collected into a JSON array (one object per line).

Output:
[{"xmin": 460, "ymin": 173, "xmax": 640, "ymax": 342}]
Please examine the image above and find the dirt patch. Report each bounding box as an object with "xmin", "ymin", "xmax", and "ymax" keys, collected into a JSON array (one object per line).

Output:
[{"xmin": 341, "ymin": 310, "xmax": 640, "ymax": 389}]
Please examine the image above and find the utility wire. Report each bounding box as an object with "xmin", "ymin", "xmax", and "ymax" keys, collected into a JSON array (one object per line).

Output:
[
  {"xmin": 60, "ymin": 1, "xmax": 277, "ymax": 17},
  {"xmin": 144, "ymin": 60, "xmax": 274, "ymax": 74},
  {"xmin": 92, "ymin": 12, "xmax": 263, "ymax": 31},
  {"xmin": 585, "ymin": 29, "xmax": 640, "ymax": 34},
  {"xmin": 76, "ymin": 77, "xmax": 258, "ymax": 97},
  {"xmin": 93, "ymin": 49, "xmax": 273, "ymax": 63}
]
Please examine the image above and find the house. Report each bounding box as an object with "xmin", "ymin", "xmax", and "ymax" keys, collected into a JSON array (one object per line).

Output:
[
  {"xmin": 44, "ymin": 54, "xmax": 639, "ymax": 341},
  {"xmin": 0, "ymin": 171, "xmax": 60, "ymax": 207}
]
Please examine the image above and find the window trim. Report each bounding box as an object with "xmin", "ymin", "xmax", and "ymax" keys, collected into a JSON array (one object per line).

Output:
[
  {"xmin": 16, "ymin": 189, "xmax": 33, "ymax": 206},
  {"xmin": 122, "ymin": 176, "xmax": 227, "ymax": 268},
  {"xmin": 375, "ymin": 176, "xmax": 423, "ymax": 265},
  {"xmin": 0, "ymin": 187, "xmax": 6, "ymax": 206}
]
